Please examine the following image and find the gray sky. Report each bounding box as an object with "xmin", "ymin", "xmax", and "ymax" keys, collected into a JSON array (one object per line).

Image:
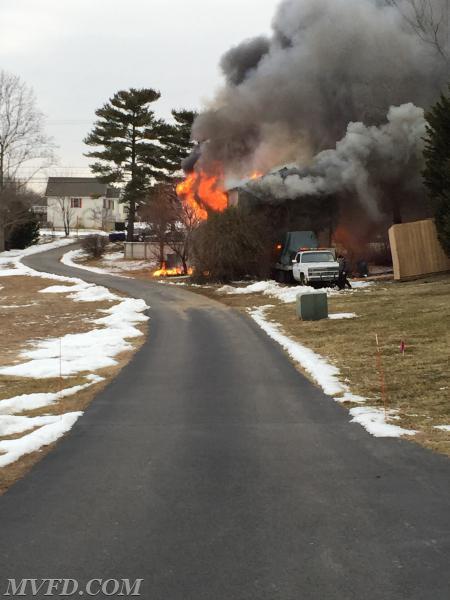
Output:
[{"xmin": 0, "ymin": 0, "xmax": 278, "ymax": 187}]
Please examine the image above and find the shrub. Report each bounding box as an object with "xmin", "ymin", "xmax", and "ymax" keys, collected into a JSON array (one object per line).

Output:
[
  {"xmin": 192, "ymin": 208, "xmax": 272, "ymax": 282},
  {"xmin": 82, "ymin": 235, "xmax": 108, "ymax": 259},
  {"xmin": 7, "ymin": 215, "xmax": 40, "ymax": 250}
]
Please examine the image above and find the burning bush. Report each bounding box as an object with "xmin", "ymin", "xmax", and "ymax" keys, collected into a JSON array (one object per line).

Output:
[
  {"xmin": 82, "ymin": 235, "xmax": 108, "ymax": 259},
  {"xmin": 191, "ymin": 207, "xmax": 272, "ymax": 282}
]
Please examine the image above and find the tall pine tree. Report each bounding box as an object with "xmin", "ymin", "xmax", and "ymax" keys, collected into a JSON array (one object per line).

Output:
[
  {"xmin": 164, "ymin": 109, "xmax": 197, "ymax": 175},
  {"xmin": 423, "ymin": 88, "xmax": 450, "ymax": 256},
  {"xmin": 84, "ymin": 88, "xmax": 171, "ymax": 241}
]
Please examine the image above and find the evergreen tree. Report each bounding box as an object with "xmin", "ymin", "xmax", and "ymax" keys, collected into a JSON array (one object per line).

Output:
[
  {"xmin": 84, "ymin": 88, "xmax": 172, "ymax": 241},
  {"xmin": 423, "ymin": 89, "xmax": 450, "ymax": 256},
  {"xmin": 7, "ymin": 212, "xmax": 39, "ymax": 250},
  {"xmin": 164, "ymin": 109, "xmax": 197, "ymax": 175}
]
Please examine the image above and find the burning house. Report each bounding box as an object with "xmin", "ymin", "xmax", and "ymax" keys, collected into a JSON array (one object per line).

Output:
[{"xmin": 175, "ymin": 0, "xmax": 447, "ymax": 252}]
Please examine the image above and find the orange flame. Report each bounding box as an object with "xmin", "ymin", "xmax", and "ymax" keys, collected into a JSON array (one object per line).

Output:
[
  {"xmin": 176, "ymin": 170, "xmax": 228, "ymax": 221},
  {"xmin": 249, "ymin": 170, "xmax": 263, "ymax": 180},
  {"xmin": 153, "ymin": 262, "xmax": 193, "ymax": 278}
]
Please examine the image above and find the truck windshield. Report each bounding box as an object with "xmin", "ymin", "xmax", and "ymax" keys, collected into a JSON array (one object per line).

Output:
[{"xmin": 301, "ymin": 252, "xmax": 335, "ymax": 263}]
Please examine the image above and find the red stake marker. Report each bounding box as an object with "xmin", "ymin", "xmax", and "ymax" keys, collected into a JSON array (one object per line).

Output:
[{"xmin": 375, "ymin": 334, "xmax": 388, "ymax": 417}]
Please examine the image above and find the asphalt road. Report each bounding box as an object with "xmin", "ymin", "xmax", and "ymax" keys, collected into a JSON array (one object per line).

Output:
[{"xmin": 0, "ymin": 244, "xmax": 449, "ymax": 599}]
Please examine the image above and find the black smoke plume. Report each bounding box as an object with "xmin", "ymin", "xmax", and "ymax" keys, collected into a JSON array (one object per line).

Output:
[{"xmin": 190, "ymin": 0, "xmax": 448, "ymax": 213}]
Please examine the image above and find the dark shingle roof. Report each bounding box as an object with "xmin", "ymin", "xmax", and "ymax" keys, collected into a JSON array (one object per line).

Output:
[{"xmin": 45, "ymin": 177, "xmax": 120, "ymax": 198}]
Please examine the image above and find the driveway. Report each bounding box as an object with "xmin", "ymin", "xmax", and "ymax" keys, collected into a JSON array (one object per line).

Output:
[{"xmin": 0, "ymin": 244, "xmax": 448, "ymax": 599}]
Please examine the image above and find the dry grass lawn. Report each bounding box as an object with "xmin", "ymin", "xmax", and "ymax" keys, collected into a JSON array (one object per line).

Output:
[{"xmin": 0, "ymin": 275, "xmax": 147, "ymax": 493}]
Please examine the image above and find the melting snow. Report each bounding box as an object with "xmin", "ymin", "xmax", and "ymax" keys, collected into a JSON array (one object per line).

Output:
[
  {"xmin": 61, "ymin": 249, "xmax": 128, "ymax": 277},
  {"xmin": 0, "ymin": 412, "xmax": 82, "ymax": 467},
  {"xmin": 0, "ymin": 295, "xmax": 148, "ymax": 378},
  {"xmin": 217, "ymin": 279, "xmax": 372, "ymax": 303},
  {"xmin": 0, "ymin": 239, "xmax": 148, "ymax": 467},
  {"xmin": 349, "ymin": 407, "xmax": 417, "ymax": 438},
  {"xmin": 0, "ymin": 239, "xmax": 75, "ymax": 278},
  {"xmin": 61, "ymin": 248, "xmax": 155, "ymax": 276},
  {"xmin": 0, "ymin": 377, "xmax": 104, "ymax": 416},
  {"xmin": 40, "ymin": 282, "xmax": 119, "ymax": 302},
  {"xmin": 218, "ymin": 280, "xmax": 337, "ymax": 303}
]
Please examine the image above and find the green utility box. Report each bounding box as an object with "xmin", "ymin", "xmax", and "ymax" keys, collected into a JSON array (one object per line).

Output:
[{"xmin": 296, "ymin": 291, "xmax": 328, "ymax": 321}]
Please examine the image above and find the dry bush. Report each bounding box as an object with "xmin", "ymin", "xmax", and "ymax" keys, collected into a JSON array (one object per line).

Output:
[
  {"xmin": 192, "ymin": 208, "xmax": 272, "ymax": 282},
  {"xmin": 82, "ymin": 235, "xmax": 108, "ymax": 259}
]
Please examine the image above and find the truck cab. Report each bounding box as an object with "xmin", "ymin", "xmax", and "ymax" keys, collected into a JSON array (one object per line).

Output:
[{"xmin": 292, "ymin": 250, "xmax": 339, "ymax": 286}]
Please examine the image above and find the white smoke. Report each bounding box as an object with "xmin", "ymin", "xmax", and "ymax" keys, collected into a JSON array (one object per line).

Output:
[
  {"xmin": 247, "ymin": 103, "xmax": 427, "ymax": 218},
  {"xmin": 192, "ymin": 0, "xmax": 446, "ymax": 181}
]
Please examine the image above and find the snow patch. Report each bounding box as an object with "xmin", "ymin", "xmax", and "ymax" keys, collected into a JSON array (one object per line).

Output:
[
  {"xmin": 0, "ymin": 294, "xmax": 148, "ymax": 378},
  {"xmin": 61, "ymin": 248, "xmax": 154, "ymax": 276},
  {"xmin": 335, "ymin": 392, "xmax": 367, "ymax": 404},
  {"xmin": 40, "ymin": 282, "xmax": 119, "ymax": 303},
  {"xmin": 0, "ymin": 240, "xmax": 149, "ymax": 379},
  {"xmin": 0, "ymin": 240, "xmax": 148, "ymax": 468},
  {"xmin": 39, "ymin": 229, "xmax": 109, "ymax": 238},
  {"xmin": 217, "ymin": 279, "xmax": 374, "ymax": 304},
  {"xmin": 349, "ymin": 407, "xmax": 417, "ymax": 438},
  {"xmin": 0, "ymin": 239, "xmax": 75, "ymax": 278},
  {"xmin": 329, "ymin": 312, "xmax": 357, "ymax": 320},
  {"xmin": 0, "ymin": 414, "xmax": 65, "ymax": 437},
  {"xmin": 61, "ymin": 249, "xmax": 128, "ymax": 278},
  {"xmin": 0, "ymin": 377, "xmax": 104, "ymax": 415},
  {"xmin": 216, "ymin": 280, "xmax": 370, "ymax": 303},
  {"xmin": 0, "ymin": 412, "xmax": 82, "ymax": 467},
  {"xmin": 434, "ymin": 425, "xmax": 450, "ymax": 432}
]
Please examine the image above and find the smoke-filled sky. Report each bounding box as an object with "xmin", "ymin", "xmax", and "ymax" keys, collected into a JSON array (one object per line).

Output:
[
  {"xmin": 188, "ymin": 0, "xmax": 449, "ymax": 219},
  {"xmin": 193, "ymin": 0, "xmax": 448, "ymax": 177},
  {"xmin": 0, "ymin": 0, "xmax": 278, "ymax": 186}
]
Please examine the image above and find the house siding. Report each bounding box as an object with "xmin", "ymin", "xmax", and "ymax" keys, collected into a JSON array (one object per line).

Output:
[{"xmin": 47, "ymin": 196, "xmax": 126, "ymax": 231}]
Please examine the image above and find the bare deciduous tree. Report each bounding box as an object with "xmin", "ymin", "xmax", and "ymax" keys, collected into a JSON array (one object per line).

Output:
[
  {"xmin": 167, "ymin": 199, "xmax": 201, "ymax": 275},
  {"xmin": 0, "ymin": 71, "xmax": 55, "ymax": 250},
  {"xmin": 55, "ymin": 197, "xmax": 75, "ymax": 237},
  {"xmin": 0, "ymin": 71, "xmax": 55, "ymax": 188},
  {"xmin": 140, "ymin": 183, "xmax": 178, "ymax": 268},
  {"xmin": 386, "ymin": 0, "xmax": 450, "ymax": 62}
]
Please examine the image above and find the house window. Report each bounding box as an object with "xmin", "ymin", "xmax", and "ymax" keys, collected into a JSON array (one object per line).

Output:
[
  {"xmin": 71, "ymin": 198, "xmax": 82, "ymax": 208},
  {"xmin": 103, "ymin": 198, "xmax": 114, "ymax": 210}
]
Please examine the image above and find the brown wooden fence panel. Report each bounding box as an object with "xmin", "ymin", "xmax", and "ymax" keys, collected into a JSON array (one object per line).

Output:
[{"xmin": 388, "ymin": 219, "xmax": 450, "ymax": 280}]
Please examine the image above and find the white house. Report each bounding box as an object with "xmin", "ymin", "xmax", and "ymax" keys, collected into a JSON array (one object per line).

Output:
[{"xmin": 46, "ymin": 177, "xmax": 126, "ymax": 231}]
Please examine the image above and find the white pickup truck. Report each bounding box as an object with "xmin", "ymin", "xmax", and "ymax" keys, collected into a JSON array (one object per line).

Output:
[{"xmin": 292, "ymin": 249, "xmax": 340, "ymax": 286}]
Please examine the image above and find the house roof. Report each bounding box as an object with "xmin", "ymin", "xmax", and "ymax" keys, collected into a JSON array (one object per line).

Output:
[{"xmin": 45, "ymin": 177, "xmax": 121, "ymax": 199}]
